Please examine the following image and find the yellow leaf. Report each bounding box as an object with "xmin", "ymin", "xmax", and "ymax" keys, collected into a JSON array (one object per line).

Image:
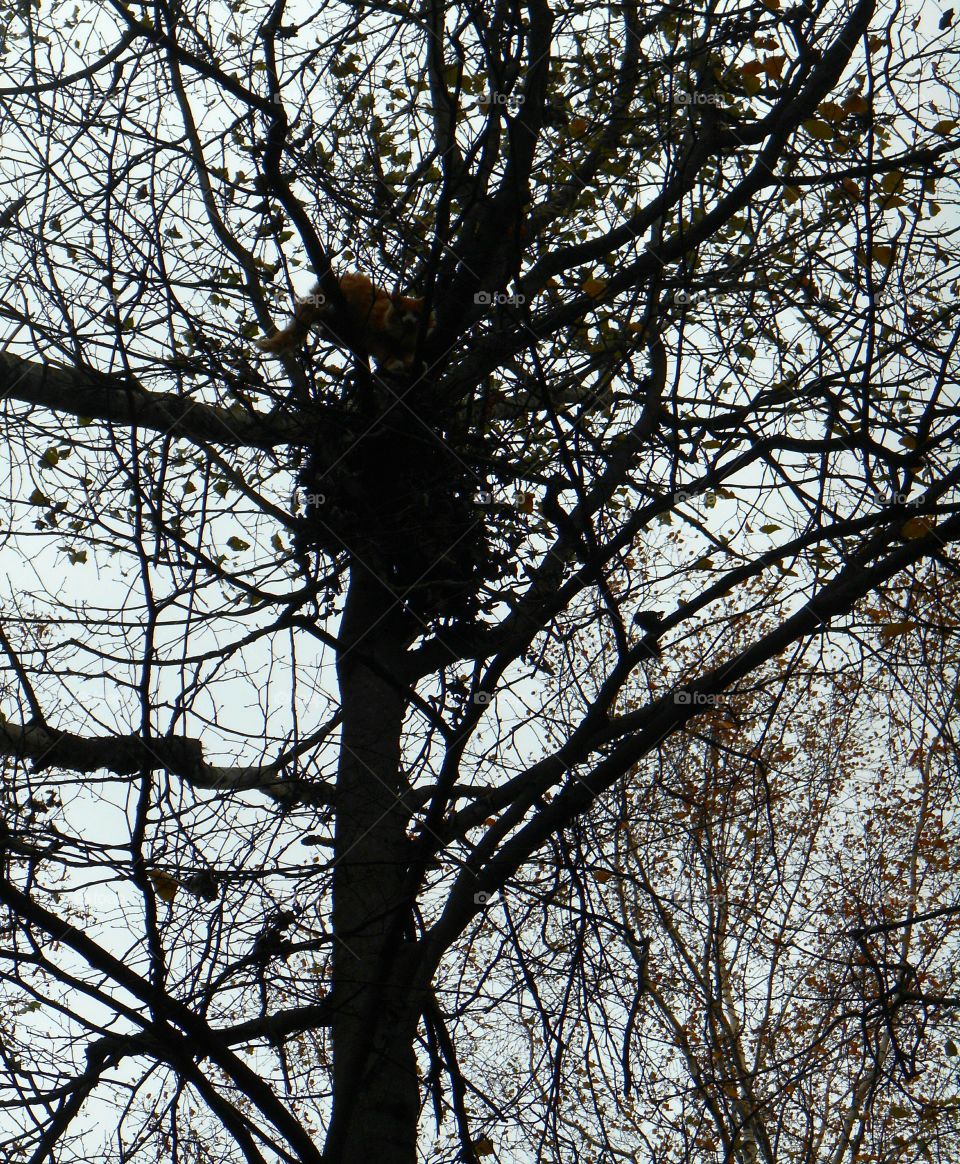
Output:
[
  {"xmin": 28, "ymin": 488, "xmax": 49, "ymax": 506},
  {"xmin": 149, "ymin": 870, "xmax": 179, "ymax": 903},
  {"xmin": 879, "ymin": 621, "xmax": 917, "ymax": 639},
  {"xmin": 593, "ymin": 869, "xmax": 613, "ymax": 884},
  {"xmin": 227, "ymin": 535, "xmax": 250, "ymax": 551},
  {"xmin": 933, "ymin": 119, "xmax": 957, "ymax": 135},
  {"xmin": 901, "ymin": 516, "xmax": 933, "ymax": 539},
  {"xmin": 741, "ymin": 73, "xmax": 763, "ymax": 96},
  {"xmin": 803, "ymin": 119, "xmax": 834, "ymax": 140},
  {"xmin": 473, "ymin": 1138, "xmax": 495, "ymax": 1157},
  {"xmin": 880, "ymin": 170, "xmax": 904, "ymax": 194},
  {"xmin": 783, "ymin": 185, "xmax": 803, "ymax": 204},
  {"xmin": 569, "ymin": 117, "xmax": 588, "ymax": 137},
  {"xmin": 581, "ymin": 277, "xmax": 606, "ymax": 297},
  {"xmin": 818, "ymin": 101, "xmax": 846, "ymax": 122},
  {"xmin": 844, "ymin": 95, "xmax": 869, "ymax": 115}
]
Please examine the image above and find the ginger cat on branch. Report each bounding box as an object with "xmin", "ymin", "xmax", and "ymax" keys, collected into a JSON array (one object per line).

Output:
[{"xmin": 257, "ymin": 272, "xmax": 434, "ymax": 371}]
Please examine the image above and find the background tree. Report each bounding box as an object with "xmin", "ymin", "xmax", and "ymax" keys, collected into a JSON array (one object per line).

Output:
[
  {"xmin": 576, "ymin": 570, "xmax": 960, "ymax": 1164},
  {"xmin": 0, "ymin": 0, "xmax": 958, "ymax": 1162}
]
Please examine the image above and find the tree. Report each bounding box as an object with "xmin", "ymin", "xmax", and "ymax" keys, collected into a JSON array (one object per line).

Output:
[
  {"xmin": 585, "ymin": 572, "xmax": 960, "ymax": 1163},
  {"xmin": 0, "ymin": 0, "xmax": 957, "ymax": 1161}
]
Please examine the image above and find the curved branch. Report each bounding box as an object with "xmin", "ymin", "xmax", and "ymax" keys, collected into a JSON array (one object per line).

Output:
[
  {"xmin": 0, "ymin": 29, "xmax": 138, "ymax": 96},
  {"xmin": 0, "ymin": 720, "xmax": 335, "ymax": 805},
  {"xmin": 0, "ymin": 353, "xmax": 302, "ymax": 448}
]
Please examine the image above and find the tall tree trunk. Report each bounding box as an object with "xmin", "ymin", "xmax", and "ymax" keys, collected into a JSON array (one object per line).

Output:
[{"xmin": 324, "ymin": 565, "xmax": 420, "ymax": 1164}]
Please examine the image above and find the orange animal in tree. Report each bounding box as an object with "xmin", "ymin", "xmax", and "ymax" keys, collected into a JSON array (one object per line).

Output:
[{"xmin": 257, "ymin": 272, "xmax": 434, "ymax": 371}]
